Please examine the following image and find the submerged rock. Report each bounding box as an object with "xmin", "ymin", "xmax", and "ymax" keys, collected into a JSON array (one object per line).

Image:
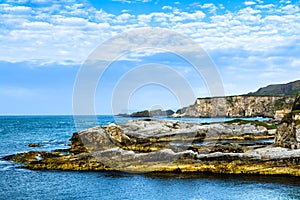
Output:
[{"xmin": 28, "ymin": 143, "xmax": 42, "ymax": 147}]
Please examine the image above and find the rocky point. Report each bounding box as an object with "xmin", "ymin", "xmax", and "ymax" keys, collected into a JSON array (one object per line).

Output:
[{"xmin": 2, "ymin": 113, "xmax": 300, "ymax": 176}]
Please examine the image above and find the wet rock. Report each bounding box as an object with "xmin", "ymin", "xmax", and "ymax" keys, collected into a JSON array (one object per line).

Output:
[
  {"xmin": 28, "ymin": 143, "xmax": 42, "ymax": 147},
  {"xmin": 3, "ymin": 151, "xmax": 41, "ymax": 163}
]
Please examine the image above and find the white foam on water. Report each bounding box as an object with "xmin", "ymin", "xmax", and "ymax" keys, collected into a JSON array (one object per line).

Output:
[
  {"xmin": 0, "ymin": 160, "xmax": 16, "ymax": 171},
  {"xmin": 0, "ymin": 166, "xmax": 13, "ymax": 171}
]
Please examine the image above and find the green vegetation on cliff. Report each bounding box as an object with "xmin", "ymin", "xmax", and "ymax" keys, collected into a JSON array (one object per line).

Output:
[
  {"xmin": 248, "ymin": 80, "xmax": 300, "ymax": 96},
  {"xmin": 225, "ymin": 119, "xmax": 277, "ymax": 130}
]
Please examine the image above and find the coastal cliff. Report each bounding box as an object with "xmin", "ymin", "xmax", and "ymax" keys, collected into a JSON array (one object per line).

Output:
[
  {"xmin": 173, "ymin": 96, "xmax": 295, "ymax": 119},
  {"xmin": 3, "ymin": 90, "xmax": 300, "ymax": 176},
  {"xmin": 124, "ymin": 80, "xmax": 300, "ymax": 119}
]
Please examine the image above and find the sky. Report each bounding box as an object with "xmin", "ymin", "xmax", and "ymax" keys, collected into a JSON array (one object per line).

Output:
[{"xmin": 1, "ymin": 0, "xmax": 300, "ymax": 115}]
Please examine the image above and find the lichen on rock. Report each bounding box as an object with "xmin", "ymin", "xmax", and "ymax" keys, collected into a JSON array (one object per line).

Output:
[{"xmin": 3, "ymin": 117, "xmax": 300, "ymax": 175}]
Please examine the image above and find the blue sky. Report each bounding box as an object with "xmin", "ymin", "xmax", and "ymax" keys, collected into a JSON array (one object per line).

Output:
[{"xmin": 1, "ymin": 0, "xmax": 300, "ymax": 115}]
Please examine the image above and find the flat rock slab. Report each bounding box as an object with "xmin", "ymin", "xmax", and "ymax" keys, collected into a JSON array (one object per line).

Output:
[{"xmin": 3, "ymin": 119, "xmax": 300, "ymax": 176}]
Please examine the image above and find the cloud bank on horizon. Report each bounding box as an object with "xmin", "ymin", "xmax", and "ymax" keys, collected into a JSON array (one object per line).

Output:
[{"xmin": 0, "ymin": 0, "xmax": 300, "ymax": 114}]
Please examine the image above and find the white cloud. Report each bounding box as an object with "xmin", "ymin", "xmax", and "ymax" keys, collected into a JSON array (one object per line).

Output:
[
  {"xmin": 112, "ymin": 0, "xmax": 131, "ymax": 3},
  {"xmin": 238, "ymin": 7, "xmax": 261, "ymax": 14},
  {"xmin": 201, "ymin": 3, "xmax": 217, "ymax": 14},
  {"xmin": 176, "ymin": 11, "xmax": 206, "ymax": 21},
  {"xmin": 291, "ymin": 59, "xmax": 300, "ymax": 68},
  {"xmin": 281, "ymin": 4, "xmax": 299, "ymax": 14},
  {"xmin": 114, "ymin": 13, "xmax": 134, "ymax": 23},
  {"xmin": 162, "ymin": 6, "xmax": 172, "ymax": 10},
  {"xmin": 7, "ymin": 0, "xmax": 28, "ymax": 3},
  {"xmin": 112, "ymin": 0, "xmax": 151, "ymax": 3},
  {"xmin": 2, "ymin": 4, "xmax": 32, "ymax": 14},
  {"xmin": 22, "ymin": 21, "xmax": 53, "ymax": 29},
  {"xmin": 30, "ymin": 0, "xmax": 52, "ymax": 3},
  {"xmin": 137, "ymin": 10, "xmax": 205, "ymax": 25},
  {"xmin": 256, "ymin": 4, "xmax": 274, "ymax": 9},
  {"xmin": 0, "ymin": 0, "xmax": 299, "ymax": 83},
  {"xmin": 244, "ymin": 1, "xmax": 256, "ymax": 6},
  {"xmin": 0, "ymin": 0, "xmax": 300, "ymax": 101}
]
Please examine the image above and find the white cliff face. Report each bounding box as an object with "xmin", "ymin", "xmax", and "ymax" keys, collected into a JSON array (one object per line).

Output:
[
  {"xmin": 293, "ymin": 114, "xmax": 300, "ymax": 143},
  {"xmin": 296, "ymin": 127, "xmax": 300, "ymax": 143},
  {"xmin": 293, "ymin": 113, "xmax": 300, "ymax": 120},
  {"xmin": 174, "ymin": 96, "xmax": 294, "ymax": 119},
  {"xmin": 275, "ymin": 109, "xmax": 291, "ymax": 121}
]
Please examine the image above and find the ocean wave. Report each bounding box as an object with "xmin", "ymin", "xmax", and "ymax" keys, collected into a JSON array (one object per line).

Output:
[
  {"xmin": 0, "ymin": 165, "xmax": 14, "ymax": 171},
  {"xmin": 0, "ymin": 160, "xmax": 16, "ymax": 171},
  {"xmin": 0, "ymin": 160, "xmax": 33, "ymax": 172}
]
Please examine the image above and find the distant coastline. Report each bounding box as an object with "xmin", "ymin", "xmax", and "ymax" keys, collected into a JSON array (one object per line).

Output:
[{"xmin": 123, "ymin": 80, "xmax": 300, "ymax": 120}]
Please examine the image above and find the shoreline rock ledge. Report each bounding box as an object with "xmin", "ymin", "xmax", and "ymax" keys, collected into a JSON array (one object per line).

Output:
[{"xmin": 2, "ymin": 95, "xmax": 300, "ymax": 176}]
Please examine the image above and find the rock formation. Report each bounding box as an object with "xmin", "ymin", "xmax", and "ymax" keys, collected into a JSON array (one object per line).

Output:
[
  {"xmin": 3, "ymin": 118, "xmax": 300, "ymax": 176},
  {"xmin": 173, "ymin": 96, "xmax": 294, "ymax": 119},
  {"xmin": 127, "ymin": 81, "xmax": 299, "ymax": 119},
  {"xmin": 130, "ymin": 109, "xmax": 175, "ymax": 117},
  {"xmin": 275, "ymin": 93, "xmax": 300, "ymax": 149}
]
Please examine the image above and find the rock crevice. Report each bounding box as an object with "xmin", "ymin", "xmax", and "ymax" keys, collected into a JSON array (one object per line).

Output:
[{"xmin": 275, "ymin": 93, "xmax": 300, "ymax": 149}]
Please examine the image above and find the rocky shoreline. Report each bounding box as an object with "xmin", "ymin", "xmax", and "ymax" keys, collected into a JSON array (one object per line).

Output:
[{"xmin": 3, "ymin": 95, "xmax": 300, "ymax": 176}]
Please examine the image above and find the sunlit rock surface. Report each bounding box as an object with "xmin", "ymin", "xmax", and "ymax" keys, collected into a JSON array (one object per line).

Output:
[
  {"xmin": 275, "ymin": 93, "xmax": 300, "ymax": 149},
  {"xmin": 3, "ymin": 117, "xmax": 300, "ymax": 176},
  {"xmin": 173, "ymin": 96, "xmax": 294, "ymax": 119}
]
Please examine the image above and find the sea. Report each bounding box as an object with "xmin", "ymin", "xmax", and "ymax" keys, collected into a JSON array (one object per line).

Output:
[{"xmin": 0, "ymin": 115, "xmax": 300, "ymax": 200}]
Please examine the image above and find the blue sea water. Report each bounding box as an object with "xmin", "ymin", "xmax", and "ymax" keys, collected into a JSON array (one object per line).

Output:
[{"xmin": 0, "ymin": 115, "xmax": 299, "ymax": 200}]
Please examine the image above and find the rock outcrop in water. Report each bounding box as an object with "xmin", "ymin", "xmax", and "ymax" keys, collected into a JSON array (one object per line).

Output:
[
  {"xmin": 129, "ymin": 109, "xmax": 175, "ymax": 117},
  {"xmin": 3, "ymin": 116, "xmax": 300, "ymax": 176},
  {"xmin": 173, "ymin": 96, "xmax": 294, "ymax": 119}
]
